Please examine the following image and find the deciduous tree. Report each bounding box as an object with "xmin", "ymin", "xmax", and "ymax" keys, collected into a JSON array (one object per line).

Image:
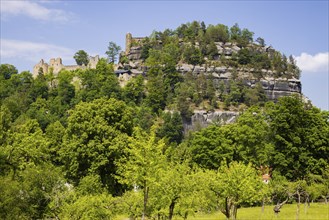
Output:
[
  {"xmin": 106, "ymin": 41, "xmax": 121, "ymax": 63},
  {"xmin": 73, "ymin": 50, "xmax": 89, "ymax": 66},
  {"xmin": 116, "ymin": 127, "xmax": 167, "ymax": 220}
]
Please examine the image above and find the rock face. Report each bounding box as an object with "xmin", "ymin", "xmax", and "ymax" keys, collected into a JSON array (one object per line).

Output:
[
  {"xmin": 262, "ymin": 78, "xmax": 301, "ymax": 101},
  {"xmin": 127, "ymin": 46, "xmax": 142, "ymax": 60},
  {"xmin": 184, "ymin": 110, "xmax": 239, "ymax": 133},
  {"xmin": 123, "ymin": 33, "xmax": 302, "ymax": 102}
]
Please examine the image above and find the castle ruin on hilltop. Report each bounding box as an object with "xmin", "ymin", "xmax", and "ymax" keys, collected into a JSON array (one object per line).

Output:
[
  {"xmin": 125, "ymin": 33, "xmax": 144, "ymax": 55},
  {"xmin": 32, "ymin": 55, "xmax": 99, "ymax": 78}
]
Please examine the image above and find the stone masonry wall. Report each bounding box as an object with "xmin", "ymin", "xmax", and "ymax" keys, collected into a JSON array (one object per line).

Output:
[{"xmin": 33, "ymin": 55, "xmax": 99, "ymax": 78}]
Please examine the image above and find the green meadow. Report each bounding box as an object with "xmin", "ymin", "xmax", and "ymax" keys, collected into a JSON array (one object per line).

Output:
[
  {"xmin": 186, "ymin": 203, "xmax": 329, "ymax": 220},
  {"xmin": 115, "ymin": 203, "xmax": 329, "ymax": 220}
]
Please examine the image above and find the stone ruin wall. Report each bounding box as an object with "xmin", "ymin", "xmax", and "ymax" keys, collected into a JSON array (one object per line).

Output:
[
  {"xmin": 125, "ymin": 33, "xmax": 145, "ymax": 55},
  {"xmin": 32, "ymin": 55, "xmax": 100, "ymax": 78}
]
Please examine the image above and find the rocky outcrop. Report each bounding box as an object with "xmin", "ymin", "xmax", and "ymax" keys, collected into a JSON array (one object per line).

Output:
[
  {"xmin": 184, "ymin": 110, "xmax": 239, "ymax": 133},
  {"xmin": 120, "ymin": 33, "xmax": 302, "ymax": 101},
  {"xmin": 127, "ymin": 46, "xmax": 142, "ymax": 60},
  {"xmin": 261, "ymin": 78, "xmax": 301, "ymax": 100},
  {"xmin": 122, "ymin": 34, "xmax": 302, "ymax": 101},
  {"xmin": 122, "ymin": 60, "xmax": 301, "ymax": 101}
]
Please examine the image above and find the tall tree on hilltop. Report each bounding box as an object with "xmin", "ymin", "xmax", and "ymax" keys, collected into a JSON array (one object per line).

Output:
[
  {"xmin": 74, "ymin": 50, "xmax": 89, "ymax": 66},
  {"xmin": 106, "ymin": 41, "xmax": 121, "ymax": 63}
]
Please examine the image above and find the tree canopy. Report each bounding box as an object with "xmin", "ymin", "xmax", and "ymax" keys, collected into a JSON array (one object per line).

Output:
[{"xmin": 73, "ymin": 50, "xmax": 89, "ymax": 66}]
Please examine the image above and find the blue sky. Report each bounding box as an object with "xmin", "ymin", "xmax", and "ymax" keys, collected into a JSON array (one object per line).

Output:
[{"xmin": 1, "ymin": 0, "xmax": 328, "ymax": 110}]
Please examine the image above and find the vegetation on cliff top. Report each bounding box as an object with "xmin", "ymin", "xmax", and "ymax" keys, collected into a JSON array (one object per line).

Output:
[
  {"xmin": 126, "ymin": 21, "xmax": 300, "ymax": 79},
  {"xmin": 119, "ymin": 21, "xmax": 302, "ymax": 113}
]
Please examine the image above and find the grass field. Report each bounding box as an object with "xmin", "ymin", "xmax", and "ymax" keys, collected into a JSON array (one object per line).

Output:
[
  {"xmin": 186, "ymin": 203, "xmax": 329, "ymax": 220},
  {"xmin": 116, "ymin": 203, "xmax": 329, "ymax": 220}
]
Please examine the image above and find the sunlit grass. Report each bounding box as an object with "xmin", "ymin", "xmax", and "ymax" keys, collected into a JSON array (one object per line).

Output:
[
  {"xmin": 115, "ymin": 203, "xmax": 329, "ymax": 220},
  {"xmin": 185, "ymin": 203, "xmax": 329, "ymax": 220}
]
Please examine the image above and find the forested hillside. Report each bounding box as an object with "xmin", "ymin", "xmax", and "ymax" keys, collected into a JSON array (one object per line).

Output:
[
  {"xmin": 119, "ymin": 21, "xmax": 301, "ymax": 115},
  {"xmin": 0, "ymin": 21, "xmax": 328, "ymax": 220}
]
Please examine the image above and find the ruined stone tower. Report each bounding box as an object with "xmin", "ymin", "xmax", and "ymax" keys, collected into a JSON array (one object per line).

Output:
[
  {"xmin": 125, "ymin": 33, "xmax": 132, "ymax": 55},
  {"xmin": 32, "ymin": 55, "xmax": 100, "ymax": 78}
]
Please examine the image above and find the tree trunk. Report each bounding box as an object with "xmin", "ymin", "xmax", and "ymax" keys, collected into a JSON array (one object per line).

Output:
[
  {"xmin": 183, "ymin": 211, "xmax": 188, "ymax": 220},
  {"xmin": 229, "ymin": 203, "xmax": 237, "ymax": 220},
  {"xmin": 304, "ymin": 193, "xmax": 310, "ymax": 214},
  {"xmin": 168, "ymin": 199, "xmax": 176, "ymax": 220},
  {"xmin": 296, "ymin": 191, "xmax": 300, "ymax": 220},
  {"xmin": 223, "ymin": 197, "xmax": 230, "ymax": 219},
  {"xmin": 142, "ymin": 182, "xmax": 149, "ymax": 220},
  {"xmin": 273, "ymin": 197, "xmax": 289, "ymax": 214}
]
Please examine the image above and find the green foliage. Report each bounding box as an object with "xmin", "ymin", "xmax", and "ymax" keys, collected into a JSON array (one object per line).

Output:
[
  {"xmin": 59, "ymin": 193, "xmax": 116, "ymax": 220},
  {"xmin": 237, "ymin": 48, "xmax": 252, "ymax": 65},
  {"xmin": 61, "ymin": 97, "xmax": 133, "ymax": 193},
  {"xmin": 229, "ymin": 106, "xmax": 273, "ymax": 165},
  {"xmin": 266, "ymin": 96, "xmax": 329, "ymax": 180},
  {"xmin": 206, "ymin": 41, "xmax": 218, "ymax": 59},
  {"xmin": 57, "ymin": 70, "xmax": 76, "ymax": 105},
  {"xmin": 230, "ymin": 23, "xmax": 242, "ymax": 42},
  {"xmin": 256, "ymin": 37, "xmax": 266, "ymax": 46},
  {"xmin": 1, "ymin": 21, "xmax": 328, "ymax": 220},
  {"xmin": 122, "ymin": 74, "xmax": 145, "ymax": 105},
  {"xmin": 77, "ymin": 174, "xmax": 105, "ymax": 196},
  {"xmin": 116, "ymin": 127, "xmax": 167, "ymax": 219},
  {"xmin": 182, "ymin": 44, "xmax": 203, "ymax": 65},
  {"xmin": 141, "ymin": 37, "xmax": 152, "ymax": 60},
  {"xmin": 287, "ymin": 55, "xmax": 301, "ymax": 79},
  {"xmin": 214, "ymin": 162, "xmax": 267, "ymax": 219},
  {"xmin": 29, "ymin": 73, "xmax": 49, "ymax": 102},
  {"xmin": 73, "ymin": 50, "xmax": 89, "ymax": 66},
  {"xmin": 26, "ymin": 97, "xmax": 56, "ymax": 130},
  {"xmin": 225, "ymin": 80, "xmax": 245, "ymax": 106},
  {"xmin": 149, "ymin": 162, "xmax": 201, "ymax": 220},
  {"xmin": 157, "ymin": 111, "xmax": 184, "ymax": 145},
  {"xmin": 45, "ymin": 121, "xmax": 65, "ymax": 165},
  {"xmin": 145, "ymin": 71, "xmax": 167, "ymax": 113},
  {"xmin": 189, "ymin": 125, "xmax": 234, "ymax": 169},
  {"xmin": 133, "ymin": 106, "xmax": 156, "ymax": 132},
  {"xmin": 0, "ymin": 105, "xmax": 12, "ymax": 146},
  {"xmin": 176, "ymin": 21, "xmax": 201, "ymax": 41},
  {"xmin": 116, "ymin": 190, "xmax": 143, "ymax": 219},
  {"xmin": 0, "ymin": 63, "xmax": 18, "ymax": 80},
  {"xmin": 0, "ymin": 164, "xmax": 64, "ymax": 219},
  {"xmin": 3, "ymin": 117, "xmax": 50, "ymax": 173},
  {"xmin": 245, "ymin": 82, "xmax": 268, "ymax": 106},
  {"xmin": 205, "ymin": 24, "xmax": 230, "ymax": 43},
  {"xmin": 76, "ymin": 58, "xmax": 121, "ymax": 102},
  {"xmin": 175, "ymin": 78, "xmax": 194, "ymax": 120},
  {"xmin": 106, "ymin": 41, "xmax": 121, "ymax": 63}
]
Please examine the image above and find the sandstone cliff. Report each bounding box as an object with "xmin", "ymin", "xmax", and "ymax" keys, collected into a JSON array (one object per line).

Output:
[{"xmin": 119, "ymin": 33, "xmax": 301, "ymax": 102}]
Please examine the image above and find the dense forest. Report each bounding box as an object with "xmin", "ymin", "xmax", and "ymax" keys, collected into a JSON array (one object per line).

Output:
[{"xmin": 0, "ymin": 21, "xmax": 328, "ymax": 220}]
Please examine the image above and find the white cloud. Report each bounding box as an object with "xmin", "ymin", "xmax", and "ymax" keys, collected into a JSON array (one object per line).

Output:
[
  {"xmin": 0, "ymin": 39, "xmax": 74, "ymax": 64},
  {"xmin": 0, "ymin": 0, "xmax": 75, "ymax": 22},
  {"xmin": 295, "ymin": 52, "xmax": 329, "ymax": 73}
]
